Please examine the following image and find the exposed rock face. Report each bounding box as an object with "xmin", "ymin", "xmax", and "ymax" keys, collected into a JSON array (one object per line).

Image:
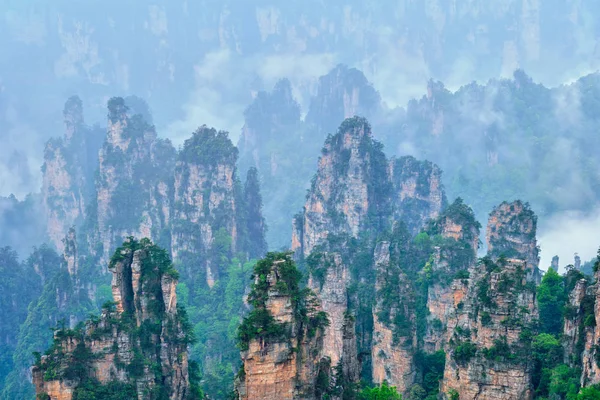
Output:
[
  {"xmin": 389, "ymin": 156, "xmax": 447, "ymax": 235},
  {"xmin": 371, "ymin": 241, "xmax": 416, "ymax": 392},
  {"xmin": 563, "ymin": 278, "xmax": 588, "ymax": 366},
  {"xmin": 423, "ymin": 199, "xmax": 481, "ymax": 353},
  {"xmin": 441, "ymin": 257, "xmax": 538, "ymax": 400},
  {"xmin": 306, "ymin": 252, "xmax": 360, "ymax": 390},
  {"xmin": 236, "ymin": 254, "xmax": 327, "ymax": 400},
  {"xmin": 292, "ymin": 117, "xmax": 391, "ymax": 257},
  {"xmin": 171, "ymin": 126, "xmax": 240, "ymax": 287},
  {"xmin": 33, "ymin": 238, "xmax": 192, "ymax": 400},
  {"xmin": 289, "ymin": 117, "xmax": 449, "ymax": 395},
  {"xmin": 487, "ymin": 201, "xmax": 540, "ymax": 276},
  {"xmin": 42, "ymin": 96, "xmax": 102, "ymax": 252},
  {"xmin": 441, "ymin": 205, "xmax": 541, "ymax": 400},
  {"xmin": 580, "ymin": 267, "xmax": 600, "ymax": 386},
  {"xmin": 305, "ymin": 65, "xmax": 381, "ymax": 136},
  {"xmin": 94, "ymin": 97, "xmax": 175, "ymax": 265}
]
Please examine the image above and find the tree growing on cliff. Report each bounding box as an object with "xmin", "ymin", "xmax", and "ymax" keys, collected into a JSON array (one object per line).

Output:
[
  {"xmin": 537, "ymin": 268, "xmax": 566, "ymax": 335},
  {"xmin": 359, "ymin": 381, "xmax": 402, "ymax": 400}
]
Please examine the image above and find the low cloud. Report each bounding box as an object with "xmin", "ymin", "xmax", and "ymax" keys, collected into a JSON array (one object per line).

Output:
[
  {"xmin": 538, "ymin": 207, "xmax": 600, "ymax": 272},
  {"xmin": 0, "ymin": 104, "xmax": 43, "ymax": 197},
  {"xmin": 164, "ymin": 49, "xmax": 338, "ymax": 144}
]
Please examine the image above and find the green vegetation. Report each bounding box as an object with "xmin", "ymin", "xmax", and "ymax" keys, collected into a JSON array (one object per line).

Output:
[
  {"xmin": 452, "ymin": 340, "xmax": 477, "ymax": 365},
  {"xmin": 180, "ymin": 126, "xmax": 238, "ymax": 167},
  {"xmin": 359, "ymin": 381, "xmax": 402, "ymax": 400},
  {"xmin": 32, "ymin": 240, "xmax": 202, "ymax": 400},
  {"xmin": 237, "ymin": 252, "xmax": 329, "ymax": 350},
  {"xmin": 537, "ymin": 268, "xmax": 567, "ymax": 335},
  {"xmin": 413, "ymin": 350, "xmax": 445, "ymax": 399}
]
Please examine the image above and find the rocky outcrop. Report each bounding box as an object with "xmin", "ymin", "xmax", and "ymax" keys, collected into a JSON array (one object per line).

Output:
[
  {"xmin": 292, "ymin": 117, "xmax": 390, "ymax": 257},
  {"xmin": 423, "ymin": 198, "xmax": 481, "ymax": 353},
  {"xmin": 33, "ymin": 238, "xmax": 193, "ymax": 400},
  {"xmin": 306, "ymin": 251, "xmax": 360, "ymax": 390},
  {"xmin": 580, "ymin": 267, "xmax": 600, "ymax": 386},
  {"xmin": 171, "ymin": 126, "xmax": 240, "ymax": 287},
  {"xmin": 371, "ymin": 241, "xmax": 416, "ymax": 392},
  {"xmin": 487, "ymin": 201, "xmax": 540, "ymax": 276},
  {"xmin": 42, "ymin": 96, "xmax": 103, "ymax": 252},
  {"xmin": 441, "ymin": 256, "xmax": 538, "ymax": 400},
  {"xmin": 389, "ymin": 156, "xmax": 447, "ymax": 235},
  {"xmin": 290, "ymin": 117, "xmax": 450, "ymax": 395},
  {"xmin": 235, "ymin": 253, "xmax": 328, "ymax": 400},
  {"xmin": 441, "ymin": 204, "xmax": 541, "ymax": 400},
  {"xmin": 305, "ymin": 65, "xmax": 381, "ymax": 136},
  {"xmin": 563, "ymin": 278, "xmax": 588, "ymax": 366},
  {"xmin": 95, "ymin": 97, "xmax": 175, "ymax": 265}
]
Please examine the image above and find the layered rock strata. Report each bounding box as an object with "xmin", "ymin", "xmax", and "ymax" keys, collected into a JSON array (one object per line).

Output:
[
  {"xmin": 42, "ymin": 96, "xmax": 102, "ymax": 252},
  {"xmin": 33, "ymin": 238, "xmax": 192, "ymax": 400},
  {"xmin": 235, "ymin": 254, "xmax": 327, "ymax": 400}
]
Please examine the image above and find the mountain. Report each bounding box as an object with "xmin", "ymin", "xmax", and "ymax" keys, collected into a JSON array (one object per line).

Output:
[
  {"xmin": 235, "ymin": 117, "xmax": 600, "ymax": 400},
  {"xmin": 0, "ymin": 96, "xmax": 267, "ymax": 399},
  {"xmin": 32, "ymin": 238, "xmax": 201, "ymax": 400}
]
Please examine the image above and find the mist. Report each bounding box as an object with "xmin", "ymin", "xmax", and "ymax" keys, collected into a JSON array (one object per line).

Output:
[
  {"xmin": 538, "ymin": 207, "xmax": 600, "ymax": 272},
  {"xmin": 4, "ymin": 0, "xmax": 600, "ymax": 199}
]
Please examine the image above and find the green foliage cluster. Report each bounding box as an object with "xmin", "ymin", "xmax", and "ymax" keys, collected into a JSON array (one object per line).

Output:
[
  {"xmin": 31, "ymin": 239, "xmax": 201, "ymax": 400},
  {"xmin": 0, "ymin": 247, "xmax": 86, "ymax": 399},
  {"xmin": 176, "ymin": 256, "xmax": 251, "ymax": 398},
  {"xmin": 180, "ymin": 126, "xmax": 238, "ymax": 167},
  {"xmin": 413, "ymin": 350, "xmax": 445, "ymax": 399},
  {"xmin": 358, "ymin": 381, "xmax": 402, "ymax": 400},
  {"xmin": 237, "ymin": 252, "xmax": 329, "ymax": 351},
  {"xmin": 537, "ymin": 268, "xmax": 567, "ymax": 335},
  {"xmin": 451, "ymin": 340, "xmax": 477, "ymax": 365}
]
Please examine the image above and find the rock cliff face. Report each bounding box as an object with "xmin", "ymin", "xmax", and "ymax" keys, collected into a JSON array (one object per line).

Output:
[
  {"xmin": 441, "ymin": 204, "xmax": 541, "ymax": 400},
  {"xmin": 563, "ymin": 277, "xmax": 588, "ymax": 367},
  {"xmin": 487, "ymin": 201, "xmax": 540, "ymax": 278},
  {"xmin": 422, "ymin": 198, "xmax": 481, "ymax": 354},
  {"xmin": 235, "ymin": 253, "xmax": 327, "ymax": 400},
  {"xmin": 42, "ymin": 96, "xmax": 103, "ymax": 252},
  {"xmin": 95, "ymin": 98, "xmax": 176, "ymax": 264},
  {"xmin": 580, "ymin": 267, "xmax": 600, "ymax": 386},
  {"xmin": 292, "ymin": 117, "xmax": 391, "ymax": 257},
  {"xmin": 33, "ymin": 238, "xmax": 193, "ymax": 400},
  {"xmin": 289, "ymin": 117, "xmax": 452, "ymax": 395},
  {"xmin": 305, "ymin": 65, "xmax": 381, "ymax": 136},
  {"xmin": 171, "ymin": 126, "xmax": 241, "ymax": 287},
  {"xmin": 389, "ymin": 156, "xmax": 447, "ymax": 235},
  {"xmin": 371, "ymin": 240, "xmax": 417, "ymax": 392}
]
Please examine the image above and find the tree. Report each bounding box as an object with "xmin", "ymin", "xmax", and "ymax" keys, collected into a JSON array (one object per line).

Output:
[
  {"xmin": 359, "ymin": 381, "xmax": 402, "ymax": 400},
  {"xmin": 537, "ymin": 268, "xmax": 566, "ymax": 335}
]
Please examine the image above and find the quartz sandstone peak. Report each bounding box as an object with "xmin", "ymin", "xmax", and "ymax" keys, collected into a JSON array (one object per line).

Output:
[
  {"xmin": 292, "ymin": 116, "xmax": 386, "ymax": 257},
  {"xmin": 171, "ymin": 125, "xmax": 241, "ymax": 287},
  {"xmin": 33, "ymin": 238, "xmax": 193, "ymax": 400},
  {"xmin": 95, "ymin": 97, "xmax": 175, "ymax": 265},
  {"xmin": 42, "ymin": 96, "xmax": 102, "ymax": 253},
  {"xmin": 236, "ymin": 253, "xmax": 328, "ymax": 400},
  {"xmin": 487, "ymin": 200, "xmax": 540, "ymax": 272}
]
